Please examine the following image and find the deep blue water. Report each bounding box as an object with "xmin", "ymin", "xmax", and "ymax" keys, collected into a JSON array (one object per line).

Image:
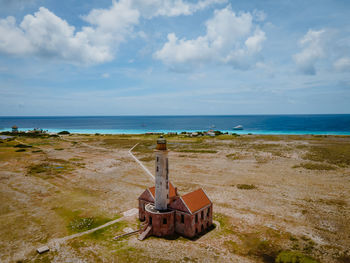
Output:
[{"xmin": 0, "ymin": 115, "xmax": 350, "ymax": 135}]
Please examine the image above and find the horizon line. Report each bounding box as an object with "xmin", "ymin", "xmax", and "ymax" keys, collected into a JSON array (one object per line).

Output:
[{"xmin": 1, "ymin": 113, "xmax": 350, "ymax": 118}]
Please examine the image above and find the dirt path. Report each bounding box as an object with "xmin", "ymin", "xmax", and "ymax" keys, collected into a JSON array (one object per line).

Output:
[{"xmin": 128, "ymin": 143, "xmax": 154, "ymax": 179}]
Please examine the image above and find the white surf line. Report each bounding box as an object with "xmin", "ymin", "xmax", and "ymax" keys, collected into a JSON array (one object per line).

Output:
[{"xmin": 128, "ymin": 143, "xmax": 154, "ymax": 179}]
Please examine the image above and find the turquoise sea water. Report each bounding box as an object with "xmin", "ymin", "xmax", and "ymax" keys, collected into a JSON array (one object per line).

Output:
[{"xmin": 1, "ymin": 115, "xmax": 350, "ymax": 135}]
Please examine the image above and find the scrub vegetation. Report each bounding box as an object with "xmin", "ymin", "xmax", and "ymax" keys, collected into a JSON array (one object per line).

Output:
[{"xmin": 0, "ymin": 133, "xmax": 349, "ymax": 262}]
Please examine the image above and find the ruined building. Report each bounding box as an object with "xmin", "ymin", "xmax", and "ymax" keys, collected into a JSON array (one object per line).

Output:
[{"xmin": 138, "ymin": 137, "xmax": 213, "ymax": 240}]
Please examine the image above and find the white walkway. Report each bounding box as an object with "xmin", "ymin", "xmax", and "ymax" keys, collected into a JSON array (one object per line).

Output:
[{"xmin": 128, "ymin": 143, "xmax": 154, "ymax": 179}]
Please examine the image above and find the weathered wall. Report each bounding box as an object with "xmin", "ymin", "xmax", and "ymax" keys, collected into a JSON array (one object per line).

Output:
[
  {"xmin": 144, "ymin": 208, "xmax": 175, "ymax": 237},
  {"xmin": 174, "ymin": 204, "xmax": 213, "ymax": 238}
]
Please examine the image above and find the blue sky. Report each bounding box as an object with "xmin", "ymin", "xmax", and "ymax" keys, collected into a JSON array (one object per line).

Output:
[{"xmin": 0, "ymin": 0, "xmax": 349, "ymax": 116}]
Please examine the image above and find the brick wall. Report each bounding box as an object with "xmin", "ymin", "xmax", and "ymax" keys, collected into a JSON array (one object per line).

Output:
[{"xmin": 144, "ymin": 208, "xmax": 175, "ymax": 237}]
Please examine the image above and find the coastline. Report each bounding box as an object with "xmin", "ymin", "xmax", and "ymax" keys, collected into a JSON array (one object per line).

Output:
[{"xmin": 2, "ymin": 127, "xmax": 350, "ymax": 135}]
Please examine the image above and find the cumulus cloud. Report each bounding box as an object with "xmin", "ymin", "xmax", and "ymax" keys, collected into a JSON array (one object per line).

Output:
[
  {"xmin": 0, "ymin": 0, "xmax": 225, "ymax": 65},
  {"xmin": 132, "ymin": 0, "xmax": 227, "ymax": 18},
  {"xmin": 0, "ymin": 1, "xmax": 139, "ymax": 64},
  {"xmin": 154, "ymin": 5, "xmax": 266, "ymax": 70},
  {"xmin": 334, "ymin": 57, "xmax": 350, "ymax": 72},
  {"xmin": 293, "ymin": 29, "xmax": 326, "ymax": 75}
]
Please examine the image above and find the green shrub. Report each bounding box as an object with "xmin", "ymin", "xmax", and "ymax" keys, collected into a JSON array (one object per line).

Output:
[
  {"xmin": 275, "ymin": 251, "xmax": 318, "ymax": 263},
  {"xmin": 15, "ymin": 149, "xmax": 26, "ymax": 152},
  {"xmin": 293, "ymin": 162, "xmax": 336, "ymax": 170},
  {"xmin": 58, "ymin": 131, "xmax": 70, "ymax": 135},
  {"xmin": 14, "ymin": 144, "xmax": 32, "ymax": 148},
  {"xmin": 237, "ymin": 184, "xmax": 256, "ymax": 190}
]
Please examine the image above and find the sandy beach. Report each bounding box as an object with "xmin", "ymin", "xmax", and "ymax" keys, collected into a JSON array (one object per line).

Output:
[{"xmin": 0, "ymin": 133, "xmax": 349, "ymax": 262}]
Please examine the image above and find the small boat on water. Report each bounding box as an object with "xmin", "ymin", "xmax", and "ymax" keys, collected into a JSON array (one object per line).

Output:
[{"xmin": 233, "ymin": 125, "xmax": 243, "ymax": 130}]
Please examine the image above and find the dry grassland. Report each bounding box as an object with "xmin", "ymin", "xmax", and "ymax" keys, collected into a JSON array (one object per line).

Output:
[{"xmin": 0, "ymin": 133, "xmax": 349, "ymax": 262}]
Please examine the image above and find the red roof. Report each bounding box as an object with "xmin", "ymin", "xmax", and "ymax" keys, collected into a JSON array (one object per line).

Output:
[
  {"xmin": 181, "ymin": 188, "xmax": 211, "ymax": 214},
  {"xmin": 149, "ymin": 182, "xmax": 177, "ymax": 199}
]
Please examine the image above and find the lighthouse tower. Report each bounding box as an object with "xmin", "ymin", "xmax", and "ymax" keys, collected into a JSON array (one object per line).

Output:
[{"xmin": 155, "ymin": 136, "xmax": 169, "ymax": 211}]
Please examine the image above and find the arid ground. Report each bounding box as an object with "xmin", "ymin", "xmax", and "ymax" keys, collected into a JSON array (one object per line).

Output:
[{"xmin": 0, "ymin": 133, "xmax": 349, "ymax": 262}]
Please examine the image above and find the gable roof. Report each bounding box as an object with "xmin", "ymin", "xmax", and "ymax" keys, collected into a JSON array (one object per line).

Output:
[
  {"xmin": 181, "ymin": 188, "xmax": 211, "ymax": 214},
  {"xmin": 148, "ymin": 182, "xmax": 177, "ymax": 199}
]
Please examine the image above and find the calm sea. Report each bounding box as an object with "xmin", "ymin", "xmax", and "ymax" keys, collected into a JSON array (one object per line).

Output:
[{"xmin": 0, "ymin": 115, "xmax": 350, "ymax": 135}]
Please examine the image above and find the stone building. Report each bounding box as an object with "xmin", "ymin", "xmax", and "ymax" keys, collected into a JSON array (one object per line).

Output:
[{"xmin": 138, "ymin": 137, "xmax": 213, "ymax": 240}]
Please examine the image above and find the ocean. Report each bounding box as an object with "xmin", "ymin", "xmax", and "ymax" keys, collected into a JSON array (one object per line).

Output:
[{"xmin": 1, "ymin": 115, "xmax": 350, "ymax": 135}]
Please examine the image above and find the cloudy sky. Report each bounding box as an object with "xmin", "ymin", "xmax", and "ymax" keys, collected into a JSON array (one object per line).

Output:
[{"xmin": 0, "ymin": 0, "xmax": 349, "ymax": 116}]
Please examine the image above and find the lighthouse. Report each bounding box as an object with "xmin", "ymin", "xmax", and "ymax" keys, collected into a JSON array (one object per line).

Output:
[
  {"xmin": 137, "ymin": 136, "xmax": 213, "ymax": 240},
  {"xmin": 155, "ymin": 136, "xmax": 169, "ymax": 211}
]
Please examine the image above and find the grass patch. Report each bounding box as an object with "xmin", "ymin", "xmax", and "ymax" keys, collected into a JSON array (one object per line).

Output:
[
  {"xmin": 292, "ymin": 162, "xmax": 336, "ymax": 170},
  {"xmin": 237, "ymin": 184, "xmax": 256, "ymax": 190},
  {"xmin": 275, "ymin": 250, "xmax": 318, "ymax": 263},
  {"xmin": 177, "ymin": 149, "xmax": 217, "ymax": 153},
  {"xmin": 68, "ymin": 216, "xmax": 111, "ymax": 233},
  {"xmin": 14, "ymin": 143, "xmax": 32, "ymax": 148},
  {"xmin": 139, "ymin": 155, "xmax": 154, "ymax": 162},
  {"xmin": 54, "ymin": 148, "xmax": 64, "ymax": 151},
  {"xmin": 87, "ymin": 220, "xmax": 129, "ymax": 240},
  {"xmin": 318, "ymin": 198, "xmax": 347, "ymax": 207},
  {"xmin": 255, "ymin": 155, "xmax": 271, "ymax": 164},
  {"xmin": 303, "ymin": 144, "xmax": 350, "ymax": 167},
  {"xmin": 213, "ymin": 213, "xmax": 236, "ymax": 235},
  {"xmin": 226, "ymin": 153, "xmax": 246, "ymax": 160},
  {"xmin": 54, "ymin": 206, "xmax": 117, "ymax": 234},
  {"xmin": 15, "ymin": 149, "xmax": 26, "ymax": 152},
  {"xmin": 102, "ymin": 138, "xmax": 141, "ymax": 149},
  {"xmin": 27, "ymin": 158, "xmax": 73, "ymax": 178}
]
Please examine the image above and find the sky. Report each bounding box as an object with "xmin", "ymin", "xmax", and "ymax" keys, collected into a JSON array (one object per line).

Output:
[{"xmin": 0, "ymin": 0, "xmax": 349, "ymax": 116}]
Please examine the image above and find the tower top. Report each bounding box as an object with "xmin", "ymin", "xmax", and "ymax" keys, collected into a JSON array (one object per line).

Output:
[{"xmin": 156, "ymin": 136, "xmax": 167, "ymax": 151}]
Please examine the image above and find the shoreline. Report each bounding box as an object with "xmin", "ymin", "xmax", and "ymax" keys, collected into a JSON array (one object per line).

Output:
[{"xmin": 2, "ymin": 127, "xmax": 350, "ymax": 135}]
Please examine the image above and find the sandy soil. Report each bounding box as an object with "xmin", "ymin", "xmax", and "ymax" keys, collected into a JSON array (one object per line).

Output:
[{"xmin": 0, "ymin": 134, "xmax": 349, "ymax": 262}]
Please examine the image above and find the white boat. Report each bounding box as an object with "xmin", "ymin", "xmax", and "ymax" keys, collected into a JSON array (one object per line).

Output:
[{"xmin": 233, "ymin": 125, "xmax": 243, "ymax": 130}]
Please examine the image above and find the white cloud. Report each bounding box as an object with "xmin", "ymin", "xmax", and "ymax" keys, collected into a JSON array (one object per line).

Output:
[
  {"xmin": 0, "ymin": 0, "xmax": 225, "ymax": 65},
  {"xmin": 293, "ymin": 29, "xmax": 326, "ymax": 75},
  {"xmin": 102, "ymin": 73, "xmax": 110, "ymax": 78},
  {"xmin": 154, "ymin": 5, "xmax": 266, "ymax": 70},
  {"xmin": 0, "ymin": 1, "xmax": 139, "ymax": 64},
  {"xmin": 334, "ymin": 57, "xmax": 350, "ymax": 72},
  {"xmin": 252, "ymin": 9, "xmax": 267, "ymax": 22},
  {"xmin": 131, "ymin": 0, "xmax": 227, "ymax": 18}
]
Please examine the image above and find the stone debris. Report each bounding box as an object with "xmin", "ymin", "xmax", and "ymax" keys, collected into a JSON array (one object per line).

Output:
[
  {"xmin": 37, "ymin": 246, "xmax": 50, "ymax": 254},
  {"xmin": 123, "ymin": 227, "xmax": 134, "ymax": 233}
]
